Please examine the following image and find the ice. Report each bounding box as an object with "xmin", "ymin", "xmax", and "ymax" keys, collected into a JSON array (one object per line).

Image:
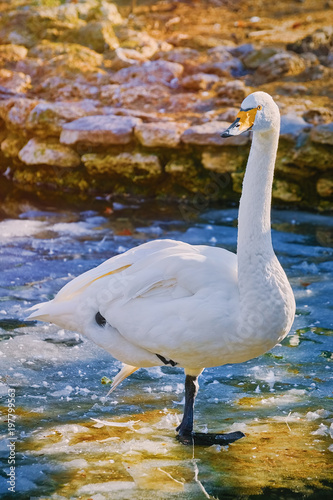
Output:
[
  {"xmin": 0, "ymin": 219, "xmax": 46, "ymax": 240},
  {"xmin": 78, "ymin": 482, "xmax": 135, "ymax": 494},
  {"xmin": 0, "ymin": 204, "xmax": 333, "ymax": 497}
]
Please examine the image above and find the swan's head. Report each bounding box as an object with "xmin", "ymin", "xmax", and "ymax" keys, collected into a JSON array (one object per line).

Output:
[{"xmin": 221, "ymin": 91, "xmax": 280, "ymax": 137}]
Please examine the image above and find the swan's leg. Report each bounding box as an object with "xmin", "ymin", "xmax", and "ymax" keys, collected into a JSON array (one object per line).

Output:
[
  {"xmin": 176, "ymin": 374, "xmax": 198, "ymax": 440},
  {"xmin": 176, "ymin": 372, "xmax": 245, "ymax": 446}
]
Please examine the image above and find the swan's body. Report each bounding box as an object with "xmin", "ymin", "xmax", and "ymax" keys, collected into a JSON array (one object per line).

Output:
[{"xmin": 28, "ymin": 92, "xmax": 295, "ymax": 444}]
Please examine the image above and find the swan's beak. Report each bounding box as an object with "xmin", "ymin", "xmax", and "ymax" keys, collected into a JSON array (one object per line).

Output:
[{"xmin": 221, "ymin": 107, "xmax": 258, "ymax": 137}]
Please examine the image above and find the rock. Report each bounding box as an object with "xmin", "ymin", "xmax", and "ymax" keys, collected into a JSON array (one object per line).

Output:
[
  {"xmin": 106, "ymin": 47, "xmax": 147, "ymax": 71},
  {"xmin": 0, "ymin": 44, "xmax": 28, "ymax": 65},
  {"xmin": 0, "ymin": 97, "xmax": 40, "ymax": 131},
  {"xmin": 181, "ymin": 121, "xmax": 249, "ymax": 146},
  {"xmin": 156, "ymin": 47, "xmax": 201, "ymax": 65},
  {"xmin": 215, "ymin": 80, "xmax": 249, "ymax": 104},
  {"xmin": 310, "ymin": 123, "xmax": 333, "ymax": 145},
  {"xmin": 26, "ymin": 100, "xmax": 101, "ymax": 137},
  {"xmin": 272, "ymin": 179, "xmax": 302, "ymax": 202},
  {"xmin": 1, "ymin": 133, "xmax": 28, "ymax": 158},
  {"xmin": 18, "ymin": 138, "xmax": 80, "ymax": 168},
  {"xmin": 111, "ymin": 60, "xmax": 183, "ymax": 85},
  {"xmin": 0, "ymin": 69, "xmax": 31, "ymax": 93},
  {"xmin": 60, "ymin": 115, "xmax": 141, "ymax": 146},
  {"xmin": 116, "ymin": 29, "xmax": 161, "ymax": 59},
  {"xmin": 316, "ymin": 176, "xmax": 333, "ymax": 198},
  {"xmin": 82, "ymin": 151, "xmax": 162, "ymax": 181},
  {"xmin": 202, "ymin": 149, "xmax": 246, "ymax": 173},
  {"xmin": 135, "ymin": 122, "xmax": 189, "ymax": 147},
  {"xmin": 67, "ymin": 21, "xmax": 119, "ymax": 53},
  {"xmin": 303, "ymin": 107, "xmax": 333, "ymax": 125},
  {"xmin": 100, "ymin": 84, "xmax": 170, "ymax": 111},
  {"xmin": 287, "ymin": 27, "xmax": 333, "ymax": 56},
  {"xmin": 37, "ymin": 77, "xmax": 100, "ymax": 101},
  {"xmin": 280, "ymin": 114, "xmax": 312, "ymax": 141},
  {"xmin": 198, "ymin": 58, "xmax": 244, "ymax": 77},
  {"xmin": 241, "ymin": 47, "xmax": 279, "ymax": 69},
  {"xmin": 254, "ymin": 52, "xmax": 307, "ymax": 82},
  {"xmin": 165, "ymin": 157, "xmax": 200, "ymax": 191},
  {"xmin": 293, "ymin": 139, "xmax": 333, "ymax": 171},
  {"xmin": 28, "ymin": 41, "xmax": 103, "ymax": 67},
  {"xmin": 86, "ymin": 1, "xmax": 123, "ymax": 24},
  {"xmin": 181, "ymin": 73, "xmax": 219, "ymax": 91}
]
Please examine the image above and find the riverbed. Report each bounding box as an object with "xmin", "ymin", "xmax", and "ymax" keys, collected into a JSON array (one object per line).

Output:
[{"xmin": 0, "ymin": 199, "xmax": 332, "ymax": 499}]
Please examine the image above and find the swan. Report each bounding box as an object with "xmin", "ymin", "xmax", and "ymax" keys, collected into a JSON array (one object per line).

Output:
[{"xmin": 27, "ymin": 91, "xmax": 295, "ymax": 445}]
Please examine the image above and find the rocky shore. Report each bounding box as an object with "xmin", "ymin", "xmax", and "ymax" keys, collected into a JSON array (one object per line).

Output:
[{"xmin": 0, "ymin": 0, "xmax": 332, "ymax": 210}]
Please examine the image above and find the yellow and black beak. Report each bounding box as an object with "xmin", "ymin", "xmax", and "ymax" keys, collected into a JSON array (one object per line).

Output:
[{"xmin": 221, "ymin": 107, "xmax": 258, "ymax": 137}]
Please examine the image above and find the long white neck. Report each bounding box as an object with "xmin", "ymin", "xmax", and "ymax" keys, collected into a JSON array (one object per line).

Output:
[
  {"xmin": 235, "ymin": 120, "xmax": 295, "ymax": 351},
  {"xmin": 237, "ymin": 125, "xmax": 279, "ymax": 257}
]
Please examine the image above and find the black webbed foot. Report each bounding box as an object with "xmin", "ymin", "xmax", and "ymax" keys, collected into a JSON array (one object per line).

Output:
[{"xmin": 176, "ymin": 431, "xmax": 245, "ymax": 446}]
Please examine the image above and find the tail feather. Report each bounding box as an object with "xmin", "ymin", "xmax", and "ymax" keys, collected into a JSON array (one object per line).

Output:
[{"xmin": 107, "ymin": 364, "xmax": 138, "ymax": 396}]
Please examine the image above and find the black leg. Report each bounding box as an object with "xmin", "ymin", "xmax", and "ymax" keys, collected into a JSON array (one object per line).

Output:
[
  {"xmin": 176, "ymin": 374, "xmax": 198, "ymax": 441},
  {"xmin": 176, "ymin": 374, "xmax": 245, "ymax": 446}
]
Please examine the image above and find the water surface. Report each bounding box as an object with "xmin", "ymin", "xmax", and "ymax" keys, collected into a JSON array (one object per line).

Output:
[{"xmin": 0, "ymin": 200, "xmax": 332, "ymax": 499}]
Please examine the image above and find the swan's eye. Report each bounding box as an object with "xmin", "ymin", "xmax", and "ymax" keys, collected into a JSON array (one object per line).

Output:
[
  {"xmin": 257, "ymin": 105, "xmax": 262, "ymax": 111},
  {"xmin": 95, "ymin": 311, "xmax": 106, "ymax": 327}
]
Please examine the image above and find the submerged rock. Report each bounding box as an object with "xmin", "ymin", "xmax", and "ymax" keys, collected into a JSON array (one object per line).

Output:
[
  {"xmin": 18, "ymin": 138, "xmax": 81, "ymax": 168},
  {"xmin": 60, "ymin": 115, "xmax": 141, "ymax": 146}
]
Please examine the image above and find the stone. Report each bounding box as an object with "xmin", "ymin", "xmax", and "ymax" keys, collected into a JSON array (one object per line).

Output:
[
  {"xmin": 26, "ymin": 100, "xmax": 101, "ymax": 137},
  {"xmin": 316, "ymin": 177, "xmax": 333, "ymax": 198},
  {"xmin": 272, "ymin": 179, "xmax": 302, "ymax": 202},
  {"xmin": 18, "ymin": 138, "xmax": 80, "ymax": 168},
  {"xmin": 181, "ymin": 121, "xmax": 249, "ymax": 146},
  {"xmin": 86, "ymin": 1, "xmax": 123, "ymax": 24},
  {"xmin": 100, "ymin": 84, "xmax": 170, "ymax": 111},
  {"xmin": 111, "ymin": 60, "xmax": 183, "ymax": 85},
  {"xmin": 242, "ymin": 47, "xmax": 279, "ymax": 69},
  {"xmin": 199, "ymin": 58, "xmax": 244, "ymax": 78},
  {"xmin": 82, "ymin": 151, "xmax": 162, "ymax": 181},
  {"xmin": 0, "ymin": 44, "xmax": 28, "ymax": 64},
  {"xmin": 0, "ymin": 97, "xmax": 40, "ymax": 131},
  {"xmin": 134, "ymin": 122, "xmax": 189, "ymax": 148},
  {"xmin": 157, "ymin": 47, "xmax": 201, "ymax": 65},
  {"xmin": 202, "ymin": 149, "xmax": 246, "ymax": 173},
  {"xmin": 215, "ymin": 80, "xmax": 249, "ymax": 104},
  {"xmin": 310, "ymin": 123, "xmax": 333, "ymax": 145},
  {"xmin": 181, "ymin": 73, "xmax": 219, "ymax": 91},
  {"xmin": 0, "ymin": 69, "xmax": 31, "ymax": 93},
  {"xmin": 117, "ymin": 29, "xmax": 160, "ymax": 59},
  {"xmin": 280, "ymin": 114, "xmax": 312, "ymax": 141},
  {"xmin": 60, "ymin": 115, "xmax": 141, "ymax": 146},
  {"xmin": 107, "ymin": 47, "xmax": 147, "ymax": 71},
  {"xmin": 293, "ymin": 139, "xmax": 333, "ymax": 171},
  {"xmin": 303, "ymin": 108, "xmax": 333, "ymax": 125},
  {"xmin": 255, "ymin": 52, "xmax": 307, "ymax": 82},
  {"xmin": 28, "ymin": 41, "xmax": 103, "ymax": 67},
  {"xmin": 287, "ymin": 27, "xmax": 333, "ymax": 56},
  {"xmin": 1, "ymin": 133, "xmax": 28, "ymax": 158},
  {"xmin": 68, "ymin": 21, "xmax": 119, "ymax": 53}
]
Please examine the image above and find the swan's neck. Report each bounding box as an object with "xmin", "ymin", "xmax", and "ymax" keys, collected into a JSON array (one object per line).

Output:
[
  {"xmin": 237, "ymin": 126, "xmax": 279, "ymax": 256},
  {"xmin": 235, "ymin": 124, "xmax": 295, "ymax": 350}
]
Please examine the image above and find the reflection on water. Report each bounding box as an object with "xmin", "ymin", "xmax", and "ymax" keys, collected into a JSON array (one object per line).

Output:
[{"xmin": 0, "ymin": 199, "xmax": 332, "ymax": 499}]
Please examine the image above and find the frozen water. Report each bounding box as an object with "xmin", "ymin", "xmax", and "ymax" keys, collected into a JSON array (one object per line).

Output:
[{"xmin": 0, "ymin": 202, "xmax": 332, "ymax": 498}]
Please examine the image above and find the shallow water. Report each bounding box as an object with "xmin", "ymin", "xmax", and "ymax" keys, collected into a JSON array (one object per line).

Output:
[{"xmin": 0, "ymin": 200, "xmax": 332, "ymax": 499}]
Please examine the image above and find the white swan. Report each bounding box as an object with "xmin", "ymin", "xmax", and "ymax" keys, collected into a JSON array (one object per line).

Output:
[{"xmin": 27, "ymin": 91, "xmax": 295, "ymax": 445}]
